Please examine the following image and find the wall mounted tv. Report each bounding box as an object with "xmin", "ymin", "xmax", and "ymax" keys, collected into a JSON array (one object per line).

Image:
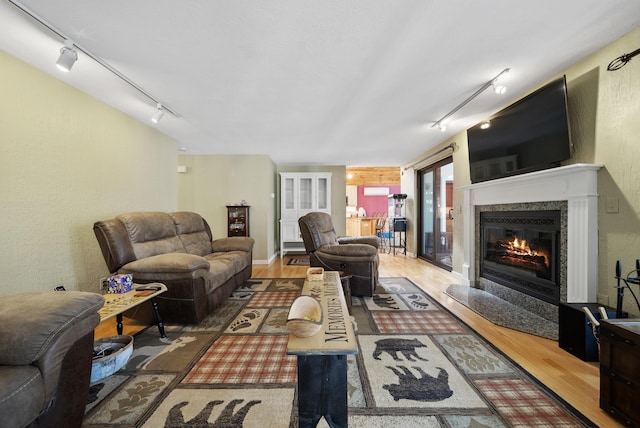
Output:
[{"xmin": 467, "ymin": 76, "xmax": 573, "ymax": 183}]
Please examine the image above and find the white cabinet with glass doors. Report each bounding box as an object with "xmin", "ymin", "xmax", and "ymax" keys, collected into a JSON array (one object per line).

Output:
[{"xmin": 280, "ymin": 172, "xmax": 332, "ymax": 255}]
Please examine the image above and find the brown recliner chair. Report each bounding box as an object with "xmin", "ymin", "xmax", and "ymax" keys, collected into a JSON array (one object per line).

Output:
[
  {"xmin": 298, "ymin": 212, "xmax": 379, "ymax": 297},
  {"xmin": 0, "ymin": 291, "xmax": 104, "ymax": 428}
]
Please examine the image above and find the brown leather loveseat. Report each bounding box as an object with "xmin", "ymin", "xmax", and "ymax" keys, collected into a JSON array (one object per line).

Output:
[
  {"xmin": 93, "ymin": 211, "xmax": 254, "ymax": 324},
  {"xmin": 0, "ymin": 291, "xmax": 104, "ymax": 428}
]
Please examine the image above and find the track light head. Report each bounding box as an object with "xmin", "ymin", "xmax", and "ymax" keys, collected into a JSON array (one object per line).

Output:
[
  {"xmin": 492, "ymin": 68, "xmax": 510, "ymax": 94},
  {"xmin": 151, "ymin": 103, "xmax": 165, "ymax": 123},
  {"xmin": 56, "ymin": 41, "xmax": 77, "ymax": 72},
  {"xmin": 492, "ymin": 82, "xmax": 507, "ymax": 94}
]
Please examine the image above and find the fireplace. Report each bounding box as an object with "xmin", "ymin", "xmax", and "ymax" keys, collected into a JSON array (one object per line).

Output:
[
  {"xmin": 460, "ymin": 163, "xmax": 603, "ymax": 309},
  {"xmin": 480, "ymin": 210, "xmax": 561, "ymax": 305}
]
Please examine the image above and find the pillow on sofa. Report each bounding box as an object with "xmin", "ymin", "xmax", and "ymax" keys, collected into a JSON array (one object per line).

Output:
[
  {"xmin": 117, "ymin": 212, "xmax": 185, "ymax": 259},
  {"xmin": 170, "ymin": 212, "xmax": 212, "ymax": 256}
]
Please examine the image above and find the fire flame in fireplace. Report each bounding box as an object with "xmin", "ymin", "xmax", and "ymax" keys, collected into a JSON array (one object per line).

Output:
[{"xmin": 504, "ymin": 237, "xmax": 550, "ymax": 268}]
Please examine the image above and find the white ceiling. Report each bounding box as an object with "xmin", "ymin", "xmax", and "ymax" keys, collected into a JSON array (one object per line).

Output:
[{"xmin": 2, "ymin": 1, "xmax": 639, "ymax": 166}]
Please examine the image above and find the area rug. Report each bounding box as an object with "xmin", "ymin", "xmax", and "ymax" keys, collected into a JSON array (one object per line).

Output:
[
  {"xmin": 83, "ymin": 277, "xmax": 595, "ymax": 427},
  {"xmin": 286, "ymin": 255, "xmax": 310, "ymax": 266}
]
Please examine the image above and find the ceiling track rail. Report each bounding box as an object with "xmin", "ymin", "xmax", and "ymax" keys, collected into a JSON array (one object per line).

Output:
[
  {"xmin": 7, "ymin": 0, "xmax": 180, "ymax": 118},
  {"xmin": 432, "ymin": 68, "xmax": 510, "ymax": 130}
]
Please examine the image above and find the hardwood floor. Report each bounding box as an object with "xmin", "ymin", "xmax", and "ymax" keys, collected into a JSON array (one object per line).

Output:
[{"xmin": 95, "ymin": 253, "xmax": 620, "ymax": 427}]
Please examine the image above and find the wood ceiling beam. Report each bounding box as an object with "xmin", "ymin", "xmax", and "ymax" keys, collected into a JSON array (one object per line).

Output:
[{"xmin": 345, "ymin": 167, "xmax": 400, "ymax": 186}]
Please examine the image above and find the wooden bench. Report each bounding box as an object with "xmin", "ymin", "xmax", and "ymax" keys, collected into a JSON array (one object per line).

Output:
[{"xmin": 287, "ymin": 271, "xmax": 358, "ymax": 428}]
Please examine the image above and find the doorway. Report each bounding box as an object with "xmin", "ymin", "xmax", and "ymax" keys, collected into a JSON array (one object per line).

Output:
[{"xmin": 418, "ymin": 157, "xmax": 453, "ymax": 270}]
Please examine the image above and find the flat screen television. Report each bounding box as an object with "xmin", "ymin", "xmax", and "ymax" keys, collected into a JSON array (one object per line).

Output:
[{"xmin": 467, "ymin": 76, "xmax": 573, "ymax": 183}]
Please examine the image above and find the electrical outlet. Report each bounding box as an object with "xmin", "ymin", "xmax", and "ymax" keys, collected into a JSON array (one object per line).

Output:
[{"xmin": 100, "ymin": 277, "xmax": 109, "ymax": 289}]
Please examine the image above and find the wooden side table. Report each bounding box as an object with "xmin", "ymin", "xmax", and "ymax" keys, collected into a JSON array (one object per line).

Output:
[{"xmin": 99, "ymin": 283, "xmax": 167, "ymax": 338}]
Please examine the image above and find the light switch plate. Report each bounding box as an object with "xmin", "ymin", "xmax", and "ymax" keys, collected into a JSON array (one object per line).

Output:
[{"xmin": 606, "ymin": 197, "xmax": 619, "ymax": 213}]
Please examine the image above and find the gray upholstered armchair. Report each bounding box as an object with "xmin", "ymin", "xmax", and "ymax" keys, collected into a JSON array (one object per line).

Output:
[{"xmin": 298, "ymin": 212, "xmax": 379, "ymax": 297}]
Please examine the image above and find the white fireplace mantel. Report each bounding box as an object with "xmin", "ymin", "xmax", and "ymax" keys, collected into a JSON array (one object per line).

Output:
[{"xmin": 459, "ymin": 163, "xmax": 603, "ymax": 303}]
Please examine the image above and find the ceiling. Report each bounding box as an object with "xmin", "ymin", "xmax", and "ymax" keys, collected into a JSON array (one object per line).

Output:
[{"xmin": 2, "ymin": 1, "xmax": 639, "ymax": 166}]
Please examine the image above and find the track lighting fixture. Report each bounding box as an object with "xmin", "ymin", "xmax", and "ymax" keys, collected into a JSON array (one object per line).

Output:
[
  {"xmin": 607, "ymin": 47, "xmax": 640, "ymax": 71},
  {"xmin": 8, "ymin": 1, "xmax": 180, "ymax": 123},
  {"xmin": 432, "ymin": 68, "xmax": 510, "ymax": 132},
  {"xmin": 151, "ymin": 104, "xmax": 165, "ymax": 123},
  {"xmin": 56, "ymin": 40, "xmax": 77, "ymax": 72}
]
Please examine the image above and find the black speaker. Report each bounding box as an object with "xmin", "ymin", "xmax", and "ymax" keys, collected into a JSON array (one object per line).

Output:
[{"xmin": 559, "ymin": 302, "xmax": 623, "ymax": 361}]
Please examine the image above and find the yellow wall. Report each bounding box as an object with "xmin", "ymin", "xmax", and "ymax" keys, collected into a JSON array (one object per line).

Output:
[
  {"xmin": 407, "ymin": 26, "xmax": 640, "ymax": 314},
  {"xmin": 175, "ymin": 161, "xmax": 346, "ymax": 262},
  {"xmin": 3, "ymin": 24, "xmax": 638, "ymax": 311},
  {"xmin": 0, "ymin": 52, "xmax": 178, "ymax": 295},
  {"xmin": 569, "ymin": 26, "xmax": 640, "ymax": 311},
  {"xmin": 177, "ymin": 154, "xmax": 277, "ymax": 263}
]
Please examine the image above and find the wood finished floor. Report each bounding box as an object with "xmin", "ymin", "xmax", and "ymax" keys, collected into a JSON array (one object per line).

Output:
[{"xmin": 95, "ymin": 253, "xmax": 620, "ymax": 427}]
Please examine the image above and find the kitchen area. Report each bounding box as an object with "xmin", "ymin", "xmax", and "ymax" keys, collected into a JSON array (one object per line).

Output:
[
  {"xmin": 345, "ymin": 166, "xmax": 402, "ymax": 238},
  {"xmin": 345, "ymin": 164, "xmax": 454, "ymax": 266}
]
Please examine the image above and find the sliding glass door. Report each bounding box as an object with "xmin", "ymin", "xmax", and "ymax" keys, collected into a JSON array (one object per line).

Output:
[{"xmin": 418, "ymin": 157, "xmax": 453, "ymax": 270}]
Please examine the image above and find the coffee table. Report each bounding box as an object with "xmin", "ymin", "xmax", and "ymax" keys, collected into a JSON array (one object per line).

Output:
[{"xmin": 99, "ymin": 283, "xmax": 167, "ymax": 338}]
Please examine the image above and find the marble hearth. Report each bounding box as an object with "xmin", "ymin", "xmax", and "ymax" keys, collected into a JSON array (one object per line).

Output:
[{"xmin": 450, "ymin": 164, "xmax": 603, "ymax": 338}]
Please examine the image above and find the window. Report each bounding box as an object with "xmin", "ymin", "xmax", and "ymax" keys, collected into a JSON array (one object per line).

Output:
[{"xmin": 418, "ymin": 157, "xmax": 453, "ymax": 270}]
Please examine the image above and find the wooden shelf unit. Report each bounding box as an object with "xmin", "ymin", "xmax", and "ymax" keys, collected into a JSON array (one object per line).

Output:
[{"xmin": 227, "ymin": 205, "xmax": 250, "ymax": 237}]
